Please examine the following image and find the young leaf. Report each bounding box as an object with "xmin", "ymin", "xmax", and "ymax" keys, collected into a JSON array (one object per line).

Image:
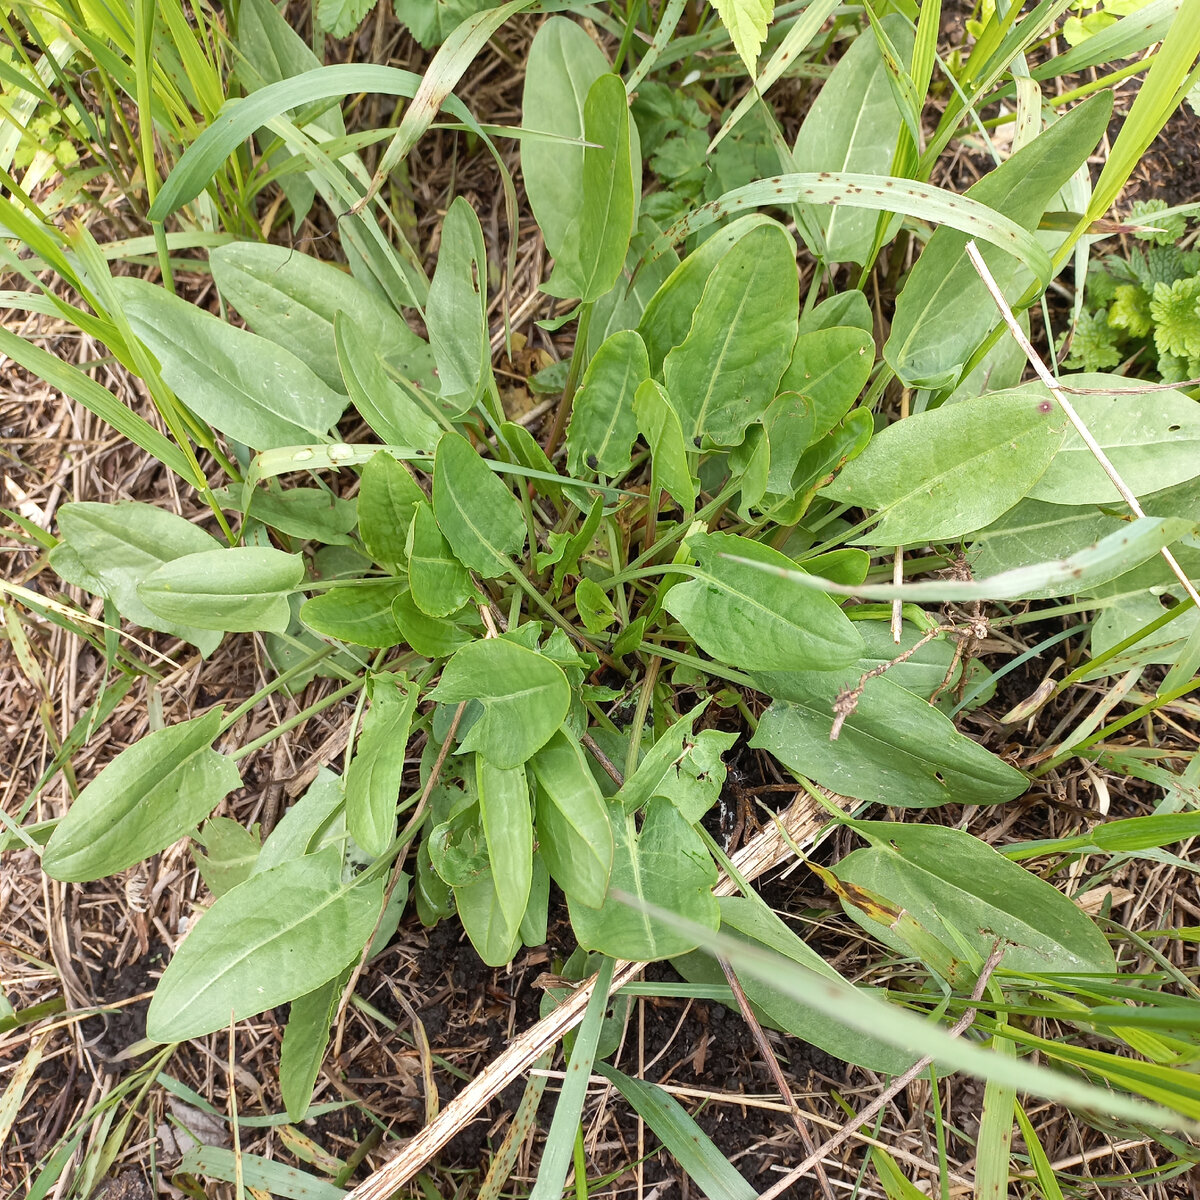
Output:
[
  {"xmin": 345, "ymin": 678, "xmax": 420, "ymax": 857},
  {"xmin": 543, "ymin": 73, "xmax": 635, "ymax": 302},
  {"xmin": 392, "ymin": 591, "xmax": 475, "ymax": 658},
  {"xmin": 50, "ymin": 501, "xmax": 223, "ymax": 654},
  {"xmin": 146, "ymin": 845, "xmax": 383, "ymax": 1041},
  {"xmin": 210, "ymin": 241, "xmax": 421, "ymax": 392},
  {"xmin": 751, "ymin": 673, "xmax": 1028, "ymax": 807},
  {"xmin": 280, "ymin": 974, "xmax": 341, "ymax": 1122},
  {"xmin": 632, "ymin": 379, "xmax": 697, "ymax": 516},
  {"xmin": 432, "ymin": 432, "xmax": 526, "ymax": 577},
  {"xmin": 138, "ymin": 547, "xmax": 305, "ymax": 634},
  {"xmin": 531, "ymin": 728, "xmax": 614, "ymax": 908},
  {"xmin": 779, "ymin": 326, "xmax": 875, "ymax": 442},
  {"xmin": 408, "ymin": 500, "xmax": 475, "ymax": 618},
  {"xmin": 665, "ymin": 531, "xmax": 864, "ymax": 671},
  {"xmin": 426, "ymin": 196, "xmax": 492, "ymax": 413},
  {"xmin": 193, "ymin": 817, "xmax": 261, "ymax": 898},
  {"xmin": 791, "ymin": 13, "xmax": 913, "ymax": 264},
  {"xmin": 301, "ymin": 580, "xmax": 406, "ymax": 648},
  {"xmin": 432, "ymin": 638, "xmax": 571, "ymax": 768},
  {"xmin": 42, "ymin": 710, "xmax": 241, "ymax": 882},
  {"xmin": 569, "ymin": 797, "xmax": 718, "ymax": 959},
  {"xmin": 566, "ymin": 329, "xmax": 649, "ymax": 479},
  {"xmin": 820, "ymin": 388, "xmax": 1069, "ymax": 545},
  {"xmin": 662, "ymin": 222, "xmax": 798, "ymax": 447},
  {"xmin": 254, "ymin": 768, "xmax": 345, "ymax": 877},
  {"xmin": 358, "ymin": 451, "xmax": 426, "ymax": 569},
  {"xmin": 711, "ymin": 0, "xmax": 774, "ymax": 75},
  {"xmin": 113, "ymin": 277, "xmax": 346, "ymax": 450},
  {"xmin": 475, "ymin": 756, "xmax": 534, "ymax": 938},
  {"xmin": 835, "ymin": 822, "xmax": 1117, "ymax": 973}
]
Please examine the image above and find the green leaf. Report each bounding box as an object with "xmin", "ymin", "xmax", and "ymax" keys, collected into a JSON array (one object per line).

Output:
[
  {"xmin": 531, "ymin": 729, "xmax": 614, "ymax": 908},
  {"xmin": 475, "ymin": 756, "xmax": 534, "ymax": 939},
  {"xmin": 139, "ymin": 547, "xmax": 304, "ymax": 634},
  {"xmin": 633, "ymin": 379, "xmax": 697, "ymax": 515},
  {"xmin": 42, "ymin": 710, "xmax": 241, "ymax": 882},
  {"xmin": 791, "ymin": 13, "xmax": 913, "ymax": 264},
  {"xmin": 432, "ymin": 432, "xmax": 526, "ymax": 577},
  {"xmin": 217, "ymin": 486, "xmax": 357, "ymax": 545},
  {"xmin": 301, "ymin": 581, "xmax": 406, "ymax": 648},
  {"xmin": 454, "ymin": 867, "xmax": 524, "ymax": 967},
  {"xmin": 662, "ymin": 222, "xmax": 798, "ymax": 447},
  {"xmin": 751, "ymin": 674, "xmax": 1028, "ymax": 807},
  {"xmin": 254, "ymin": 769, "xmax": 344, "ymax": 877},
  {"xmin": 407, "ymin": 500, "xmax": 474, "ymax": 618},
  {"xmin": 575, "ymin": 577, "xmax": 617, "ymax": 635},
  {"xmin": 427, "ymin": 196, "xmax": 492, "ymax": 412},
  {"xmin": 821, "ymin": 388, "xmax": 1069, "ymax": 545},
  {"xmin": 761, "ymin": 392, "xmax": 815, "ymax": 497},
  {"xmin": 113, "ymin": 277, "xmax": 346, "ymax": 450},
  {"xmin": 711, "ymin": 0, "xmax": 774, "ymax": 75},
  {"xmin": 210, "ymin": 241, "xmax": 420, "ymax": 393},
  {"xmin": 570, "ymin": 797, "xmax": 718, "ymax": 959},
  {"xmin": 596, "ymin": 1064, "xmax": 757, "ymax": 1200},
  {"xmin": 835, "ymin": 822, "xmax": 1116, "ymax": 973},
  {"xmin": 178, "ymin": 1144, "xmax": 345, "ymax": 1200},
  {"xmin": 543, "ymin": 73, "xmax": 635, "ymax": 302},
  {"xmin": 1026, "ymin": 375, "xmax": 1200, "ymax": 503},
  {"xmin": 334, "ymin": 314, "xmax": 440, "ymax": 451},
  {"xmin": 345, "ymin": 679, "xmax": 420, "ymax": 857},
  {"xmin": 358, "ymin": 451, "xmax": 426, "ymax": 569},
  {"xmin": 566, "ymin": 329, "xmax": 649, "ymax": 479},
  {"xmin": 666, "ymin": 531, "xmax": 863, "ymax": 671},
  {"xmin": 588, "ymin": 215, "xmax": 680, "ymax": 357},
  {"xmin": 673, "ymin": 897, "xmax": 916, "ymax": 1074},
  {"xmin": 391, "ymin": 590, "xmax": 475, "ymax": 658},
  {"xmin": 280, "ymin": 975, "xmax": 340, "ymax": 1122},
  {"xmin": 394, "ymin": 0, "xmax": 498, "ymax": 48},
  {"xmin": 614, "ymin": 700, "xmax": 707, "ymax": 814},
  {"xmin": 779, "ymin": 326, "xmax": 875, "ymax": 442},
  {"xmin": 433, "ymin": 638, "xmax": 571, "ymax": 768},
  {"xmin": 521, "ymin": 17, "xmax": 611, "ymax": 263},
  {"xmin": 147, "ymin": 845, "xmax": 383, "ymax": 1041},
  {"xmin": 50, "ymin": 501, "xmax": 223, "ymax": 654},
  {"xmin": 884, "ymin": 91, "xmax": 1113, "ymax": 389},
  {"xmin": 193, "ymin": 817, "xmax": 261, "ymax": 898},
  {"xmin": 652, "ymin": 728, "xmax": 739, "ymax": 824},
  {"xmin": 316, "ymin": 0, "xmax": 377, "ymax": 38}
]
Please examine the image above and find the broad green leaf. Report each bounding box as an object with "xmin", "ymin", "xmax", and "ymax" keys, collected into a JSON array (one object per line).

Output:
[
  {"xmin": 576, "ymin": 577, "xmax": 617, "ymax": 634},
  {"xmin": 673, "ymin": 897, "xmax": 917, "ymax": 1074},
  {"xmin": 791, "ymin": 14, "xmax": 913, "ymax": 264},
  {"xmin": 300, "ymin": 581, "xmax": 406, "ymax": 648},
  {"xmin": 254, "ymin": 768, "xmax": 344, "ymax": 876},
  {"xmin": 751, "ymin": 674, "xmax": 1028, "ymax": 806},
  {"xmin": 662, "ymin": 223, "xmax": 798, "ymax": 447},
  {"xmin": 345, "ymin": 678, "xmax": 420, "ymax": 857},
  {"xmin": 779, "ymin": 326, "xmax": 875, "ymax": 442},
  {"xmin": 799, "ymin": 289, "xmax": 873, "ymax": 334},
  {"xmin": 280, "ymin": 975, "xmax": 340, "ymax": 1122},
  {"xmin": 216, "ymin": 486, "xmax": 357, "ymax": 545},
  {"xmin": 711, "ymin": 0, "xmax": 774, "ymax": 74},
  {"xmin": 394, "ymin": 0, "xmax": 498, "ymax": 48},
  {"xmin": 543, "ymin": 73, "xmax": 635, "ymax": 302},
  {"xmin": 501, "ymin": 420, "xmax": 564, "ymax": 506},
  {"xmin": 884, "ymin": 92, "xmax": 1113, "ymax": 389},
  {"xmin": 475, "ymin": 757, "xmax": 534, "ymax": 938},
  {"xmin": 139, "ymin": 547, "xmax": 304, "ymax": 634},
  {"xmin": 334, "ymin": 314, "xmax": 440, "ymax": 451},
  {"xmin": 666, "ymin": 531, "xmax": 863, "ymax": 671},
  {"xmin": 147, "ymin": 845, "xmax": 382, "ymax": 1040},
  {"xmin": 596, "ymin": 1064, "xmax": 757, "ymax": 1200},
  {"xmin": 50, "ymin": 501, "xmax": 222, "ymax": 654},
  {"xmin": 821, "ymin": 388, "xmax": 1069, "ymax": 545},
  {"xmin": 587, "ymin": 216, "xmax": 680, "ymax": 357},
  {"xmin": 968, "ymin": 495, "xmax": 1124, "ymax": 580},
  {"xmin": 761, "ymin": 392, "xmax": 815, "ymax": 498},
  {"xmin": 407, "ymin": 500, "xmax": 474, "ymax": 617},
  {"xmin": 1026, "ymin": 375, "xmax": 1200, "ymax": 503},
  {"xmin": 570, "ymin": 797, "xmax": 718, "ymax": 959},
  {"xmin": 193, "ymin": 817, "xmax": 261, "ymax": 898},
  {"xmin": 652, "ymin": 728, "xmax": 740, "ymax": 825},
  {"xmin": 855, "ymin": 620, "xmax": 960, "ymax": 699},
  {"xmin": 433, "ymin": 638, "xmax": 570, "ymax": 768},
  {"xmin": 316, "ymin": 0, "xmax": 375, "ymax": 38},
  {"xmin": 178, "ymin": 1145, "xmax": 345, "ymax": 1200},
  {"xmin": 113, "ymin": 277, "xmax": 346, "ymax": 450},
  {"xmin": 793, "ymin": 405, "xmax": 873, "ymax": 494},
  {"xmin": 454, "ymin": 867, "xmax": 524, "ymax": 967},
  {"xmin": 358, "ymin": 451, "xmax": 425, "ymax": 569},
  {"xmin": 521, "ymin": 17, "xmax": 611, "ymax": 260},
  {"xmin": 566, "ymin": 329, "xmax": 649, "ymax": 479},
  {"xmin": 531, "ymin": 729, "xmax": 614, "ymax": 909},
  {"xmin": 392, "ymin": 590, "xmax": 475, "ymax": 658},
  {"xmin": 638, "ymin": 214, "xmax": 772, "ymax": 374},
  {"xmin": 632, "ymin": 379, "xmax": 697, "ymax": 515},
  {"xmin": 521, "ymin": 851, "xmax": 551, "ymax": 946},
  {"xmin": 836, "ymin": 822, "xmax": 1116, "ymax": 973},
  {"xmin": 615, "ymin": 700, "xmax": 707, "ymax": 814},
  {"xmin": 432, "ymin": 432, "xmax": 526, "ymax": 577},
  {"xmin": 426, "ymin": 196, "xmax": 491, "ymax": 412},
  {"xmin": 210, "ymin": 242, "xmax": 420, "ymax": 392},
  {"xmin": 42, "ymin": 710, "xmax": 241, "ymax": 882}
]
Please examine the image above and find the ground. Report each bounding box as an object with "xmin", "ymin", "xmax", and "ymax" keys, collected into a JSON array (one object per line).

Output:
[{"xmin": 4, "ymin": 6, "xmax": 1200, "ymax": 1200}]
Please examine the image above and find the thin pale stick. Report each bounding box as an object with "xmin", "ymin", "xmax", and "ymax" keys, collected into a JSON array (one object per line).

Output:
[
  {"xmin": 964, "ymin": 240, "xmax": 1200, "ymax": 610},
  {"xmin": 342, "ymin": 787, "xmax": 858, "ymax": 1199},
  {"xmin": 756, "ymin": 939, "xmax": 1006, "ymax": 1200}
]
